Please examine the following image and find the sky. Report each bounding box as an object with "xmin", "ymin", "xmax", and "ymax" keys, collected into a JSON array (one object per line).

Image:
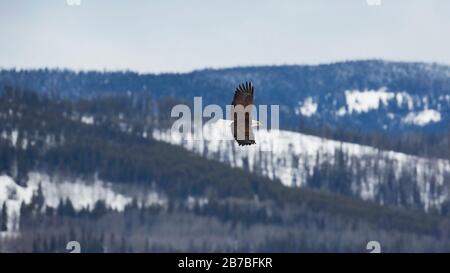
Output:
[{"xmin": 0, "ymin": 0, "xmax": 449, "ymax": 73}]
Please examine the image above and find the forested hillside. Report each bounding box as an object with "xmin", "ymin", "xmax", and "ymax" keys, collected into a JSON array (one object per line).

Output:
[
  {"xmin": 2, "ymin": 60, "xmax": 450, "ymax": 159},
  {"xmin": 1, "ymin": 87, "xmax": 450, "ymax": 252}
]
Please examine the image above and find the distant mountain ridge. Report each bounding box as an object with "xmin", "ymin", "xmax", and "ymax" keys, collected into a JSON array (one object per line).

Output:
[{"xmin": 1, "ymin": 60, "xmax": 449, "ymax": 133}]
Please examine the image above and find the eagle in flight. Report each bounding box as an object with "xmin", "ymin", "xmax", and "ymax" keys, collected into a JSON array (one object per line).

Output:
[{"xmin": 231, "ymin": 82, "xmax": 260, "ymax": 146}]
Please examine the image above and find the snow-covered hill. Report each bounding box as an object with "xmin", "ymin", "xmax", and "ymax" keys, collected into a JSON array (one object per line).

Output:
[
  {"xmin": 297, "ymin": 87, "xmax": 448, "ymax": 131},
  {"xmin": 0, "ymin": 173, "xmax": 166, "ymax": 236},
  {"xmin": 153, "ymin": 122, "xmax": 450, "ymax": 212}
]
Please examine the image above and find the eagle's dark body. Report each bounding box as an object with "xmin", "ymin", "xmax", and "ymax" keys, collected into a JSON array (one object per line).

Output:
[{"xmin": 231, "ymin": 82, "xmax": 256, "ymax": 146}]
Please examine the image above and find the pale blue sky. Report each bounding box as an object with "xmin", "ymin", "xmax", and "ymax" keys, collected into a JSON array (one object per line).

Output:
[{"xmin": 0, "ymin": 0, "xmax": 449, "ymax": 73}]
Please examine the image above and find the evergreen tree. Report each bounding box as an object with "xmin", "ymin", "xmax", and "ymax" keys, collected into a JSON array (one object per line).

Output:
[
  {"xmin": 1, "ymin": 203, "xmax": 8, "ymax": 232},
  {"xmin": 30, "ymin": 183, "xmax": 45, "ymax": 212}
]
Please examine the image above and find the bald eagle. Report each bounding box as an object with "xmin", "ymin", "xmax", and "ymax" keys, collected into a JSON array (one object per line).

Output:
[{"xmin": 231, "ymin": 82, "xmax": 260, "ymax": 146}]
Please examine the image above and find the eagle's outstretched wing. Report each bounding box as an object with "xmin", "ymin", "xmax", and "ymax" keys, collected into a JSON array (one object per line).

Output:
[{"xmin": 231, "ymin": 82, "xmax": 255, "ymax": 146}]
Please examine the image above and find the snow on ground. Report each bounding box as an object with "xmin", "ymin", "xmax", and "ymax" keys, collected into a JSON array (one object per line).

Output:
[
  {"xmin": 344, "ymin": 88, "xmax": 395, "ymax": 114},
  {"xmin": 0, "ymin": 172, "xmax": 166, "ymax": 236},
  {"xmin": 297, "ymin": 97, "xmax": 318, "ymax": 117},
  {"xmin": 153, "ymin": 121, "xmax": 450, "ymax": 212},
  {"xmin": 336, "ymin": 88, "xmax": 419, "ymax": 116},
  {"xmin": 26, "ymin": 172, "xmax": 132, "ymax": 211},
  {"xmin": 81, "ymin": 115, "xmax": 94, "ymax": 125},
  {"xmin": 322, "ymin": 88, "xmax": 442, "ymax": 128},
  {"xmin": 395, "ymin": 92, "xmax": 415, "ymax": 110},
  {"xmin": 0, "ymin": 176, "xmax": 33, "ymax": 237},
  {"xmin": 402, "ymin": 109, "xmax": 441, "ymax": 126},
  {"xmin": 11, "ymin": 130, "xmax": 18, "ymax": 147}
]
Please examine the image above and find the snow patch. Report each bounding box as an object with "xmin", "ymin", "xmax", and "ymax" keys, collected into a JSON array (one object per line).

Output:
[
  {"xmin": 0, "ymin": 172, "xmax": 166, "ymax": 235},
  {"xmin": 26, "ymin": 173, "xmax": 132, "ymax": 211},
  {"xmin": 81, "ymin": 115, "xmax": 94, "ymax": 125},
  {"xmin": 0, "ymin": 175, "xmax": 34, "ymax": 237},
  {"xmin": 395, "ymin": 92, "xmax": 414, "ymax": 110},
  {"xmin": 11, "ymin": 130, "xmax": 18, "ymax": 147},
  {"xmin": 403, "ymin": 110, "xmax": 441, "ymax": 126},
  {"xmin": 336, "ymin": 107, "xmax": 347, "ymax": 116},
  {"xmin": 344, "ymin": 88, "xmax": 395, "ymax": 114},
  {"xmin": 298, "ymin": 97, "xmax": 318, "ymax": 117}
]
